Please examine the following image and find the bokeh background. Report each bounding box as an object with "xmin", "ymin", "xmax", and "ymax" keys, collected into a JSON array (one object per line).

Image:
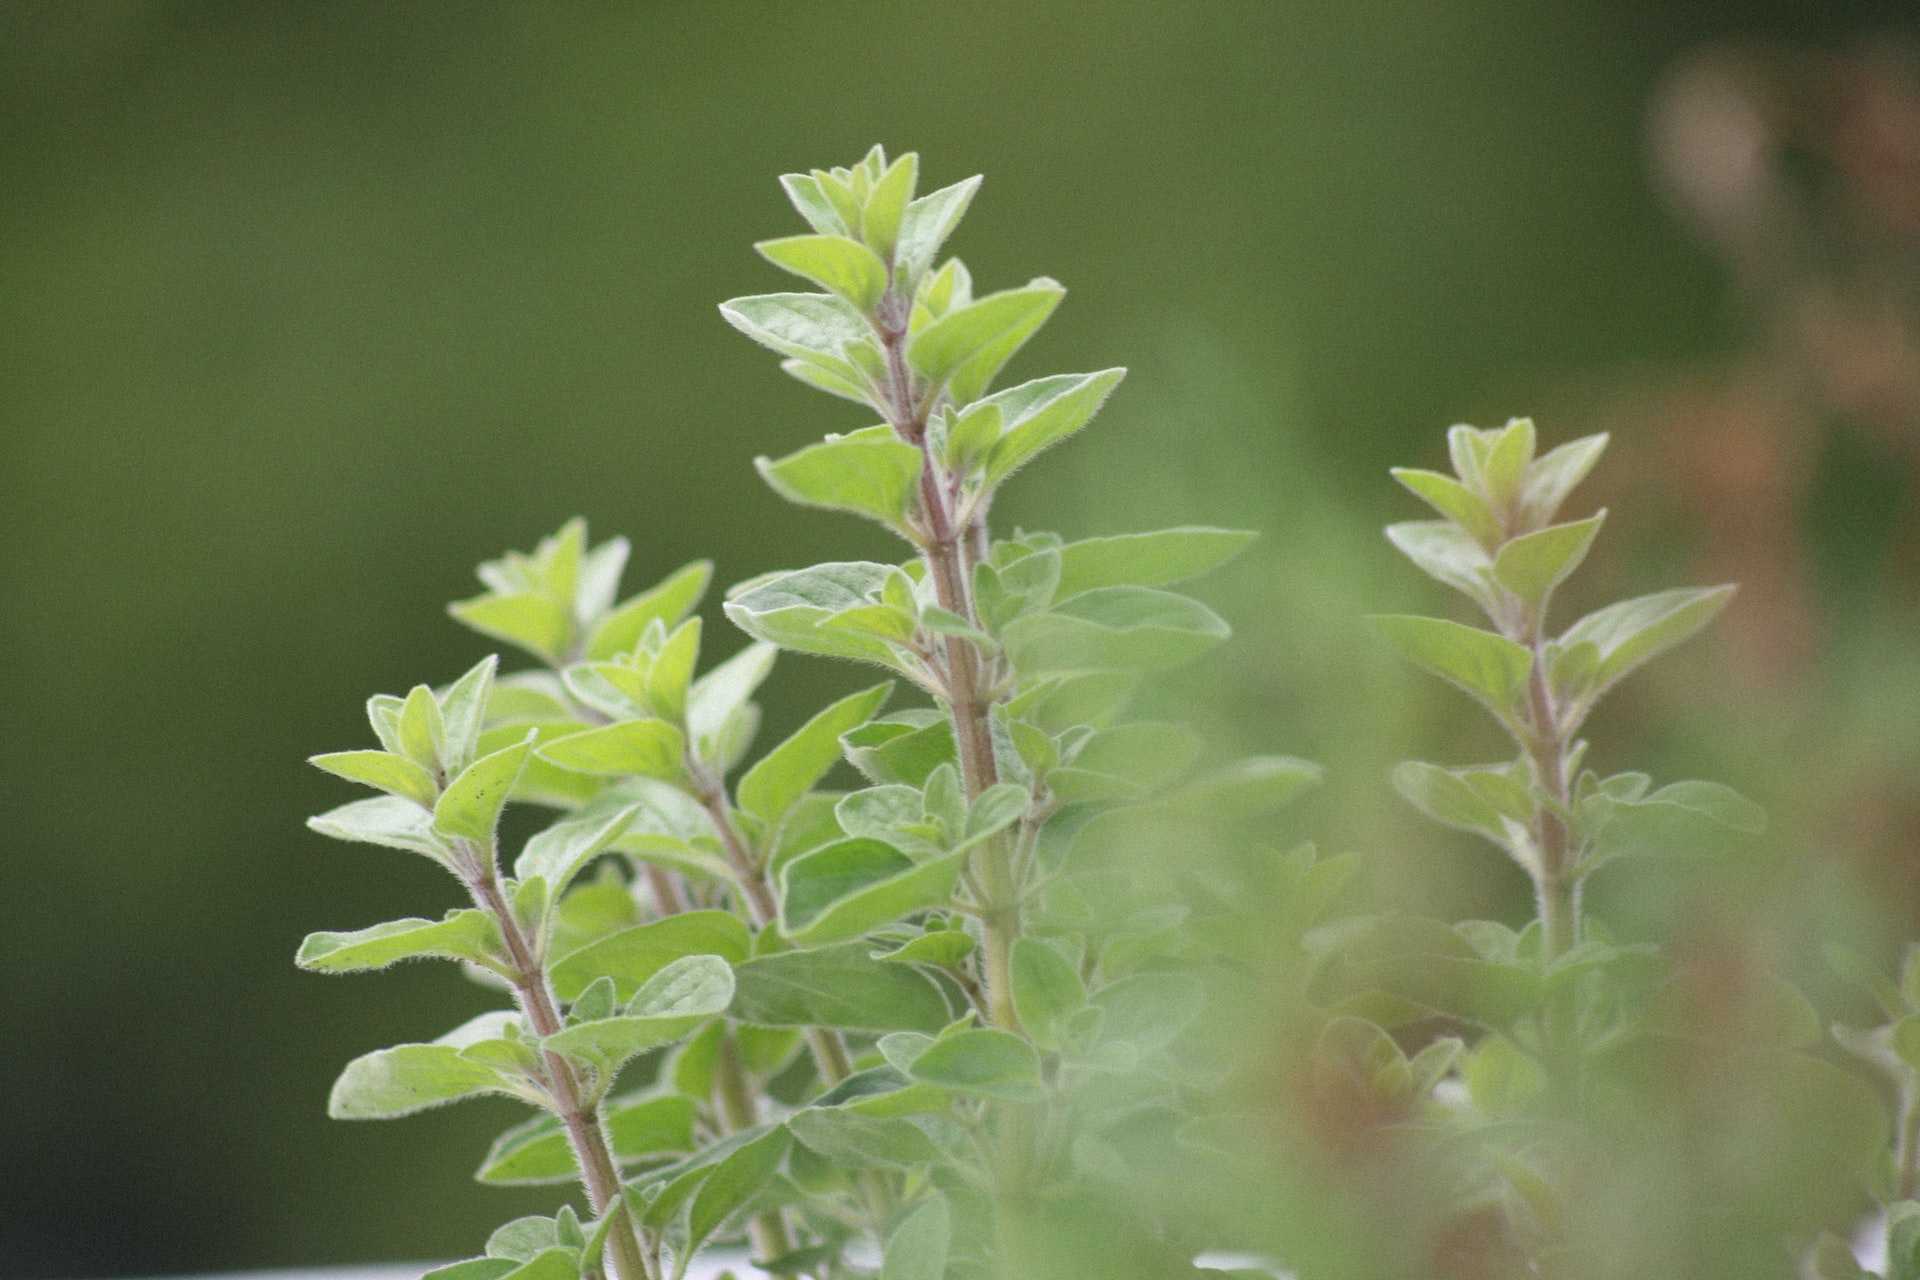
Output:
[{"xmin": 4, "ymin": 1, "xmax": 1919, "ymax": 1275}]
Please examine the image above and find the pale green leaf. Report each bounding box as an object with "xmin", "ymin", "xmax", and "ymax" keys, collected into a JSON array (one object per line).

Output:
[
  {"xmin": 308, "ymin": 795, "xmax": 450, "ymax": 862},
  {"xmin": 536, "ymin": 719, "xmax": 685, "ymax": 782},
  {"xmin": 1384, "ymin": 520, "xmax": 1495, "ymax": 608},
  {"xmin": 740, "ymin": 682, "xmax": 894, "ymax": 826},
  {"xmin": 1518, "ymin": 433, "xmax": 1608, "ymax": 529},
  {"xmin": 1491, "ymin": 512, "xmax": 1604, "ymax": 611},
  {"xmin": 725, "ymin": 562, "xmax": 911, "ymax": 670},
  {"xmin": 781, "ymin": 842, "xmax": 967, "ymax": 946},
  {"xmin": 434, "ymin": 732, "xmax": 536, "ymax": 842},
  {"xmin": 719, "ymin": 292, "xmax": 867, "ymax": 364},
  {"xmin": 550, "ymin": 911, "xmax": 752, "ymax": 1002},
  {"xmin": 1369, "ymin": 614, "xmax": 1532, "ymax": 717},
  {"xmin": 1558, "ymin": 586, "xmax": 1735, "ymax": 696},
  {"xmin": 757, "ymin": 234, "xmax": 888, "ymax": 310},
  {"xmin": 908, "ymin": 1028, "xmax": 1044, "ymax": 1101},
  {"xmin": 731, "ymin": 943, "xmax": 951, "ymax": 1031},
  {"xmin": 310, "ymin": 750, "xmax": 439, "ymax": 809},
  {"xmin": 1002, "ymin": 586, "xmax": 1229, "ymax": 673},
  {"xmin": 542, "ymin": 956, "xmax": 735, "ymax": 1073},
  {"xmin": 882, "ymin": 1196, "xmax": 951, "ymax": 1280},
  {"xmin": 907, "ymin": 281, "xmax": 1063, "ymax": 394},
  {"xmin": 787, "ymin": 1106, "xmax": 939, "ymax": 1168},
  {"xmin": 756, "ymin": 429, "xmax": 924, "ymax": 529},
  {"xmin": 980, "ymin": 368, "xmax": 1126, "ymax": 487},
  {"xmin": 449, "ymin": 593, "xmax": 573, "ymax": 667},
  {"xmin": 687, "ymin": 1127, "xmax": 792, "ymax": 1254},
  {"xmin": 328, "ymin": 1039, "xmax": 514, "ymax": 1119},
  {"xmin": 1052, "ymin": 525, "xmax": 1254, "ymax": 601},
  {"xmin": 298, "ymin": 909, "xmax": 504, "ymax": 974},
  {"xmin": 585, "ymin": 560, "xmax": 712, "ymax": 662},
  {"xmin": 862, "ymin": 151, "xmax": 918, "ymax": 261},
  {"xmin": 513, "ymin": 804, "xmax": 640, "ymax": 898},
  {"xmin": 1011, "ymin": 938, "xmax": 1086, "ymax": 1052},
  {"xmin": 438, "ymin": 654, "xmax": 499, "ymax": 775},
  {"xmin": 894, "ymin": 176, "xmax": 981, "ymax": 282},
  {"xmin": 1391, "ymin": 467, "xmax": 1504, "ymax": 548}
]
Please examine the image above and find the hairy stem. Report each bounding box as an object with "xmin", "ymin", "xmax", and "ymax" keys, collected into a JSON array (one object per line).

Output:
[
  {"xmin": 1522, "ymin": 636, "xmax": 1580, "ymax": 1091},
  {"xmin": 464, "ymin": 858, "xmax": 651, "ymax": 1280}
]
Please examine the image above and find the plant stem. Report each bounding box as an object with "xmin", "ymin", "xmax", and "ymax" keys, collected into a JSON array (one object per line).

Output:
[
  {"xmin": 1522, "ymin": 639, "xmax": 1580, "ymax": 1091},
  {"xmin": 876, "ymin": 320, "xmax": 1024, "ymax": 1034},
  {"xmin": 463, "ymin": 857, "xmax": 651, "ymax": 1280}
]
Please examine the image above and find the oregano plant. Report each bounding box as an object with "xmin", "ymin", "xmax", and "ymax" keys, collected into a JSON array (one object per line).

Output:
[{"xmin": 302, "ymin": 147, "xmax": 1311, "ymax": 1280}]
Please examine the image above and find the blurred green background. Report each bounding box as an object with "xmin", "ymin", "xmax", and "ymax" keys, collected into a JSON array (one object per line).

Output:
[{"xmin": 3, "ymin": 1, "xmax": 1917, "ymax": 1275}]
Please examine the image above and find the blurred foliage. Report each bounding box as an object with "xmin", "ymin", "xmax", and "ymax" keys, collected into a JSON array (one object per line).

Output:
[{"xmin": 2, "ymin": 1, "xmax": 1917, "ymax": 1276}]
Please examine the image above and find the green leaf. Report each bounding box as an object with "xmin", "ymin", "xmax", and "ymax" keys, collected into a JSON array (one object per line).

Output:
[
  {"xmin": 449, "ymin": 593, "xmax": 574, "ymax": 667},
  {"xmin": 1391, "ymin": 760, "xmax": 1530, "ymax": 849},
  {"xmin": 308, "ymin": 796, "xmax": 450, "ymax": 862},
  {"xmin": 882, "ymin": 1196, "xmax": 951, "ymax": 1280},
  {"xmin": 740, "ymin": 683, "xmax": 893, "ymax": 827},
  {"xmin": 1053, "ymin": 526, "xmax": 1255, "ymax": 601},
  {"xmin": 1002, "ymin": 586, "xmax": 1230, "ymax": 673},
  {"xmin": 644, "ymin": 618, "xmax": 702, "ymax": 726},
  {"xmin": 1491, "ymin": 512, "xmax": 1604, "ymax": 611},
  {"xmin": 1480, "ymin": 417, "xmax": 1536, "ymax": 511},
  {"xmin": 720, "ymin": 292, "xmax": 868, "ymax": 364},
  {"xmin": 981, "ymin": 368, "xmax": 1126, "ymax": 487},
  {"xmin": 329, "ymin": 1021, "xmax": 522, "ymax": 1119},
  {"xmin": 907, "ymin": 281, "xmax": 1064, "ymax": 399},
  {"xmin": 781, "ymin": 842, "xmax": 967, "ymax": 947},
  {"xmin": 434, "ymin": 732, "xmax": 536, "ymax": 842},
  {"xmin": 421, "ymin": 1260, "xmax": 515, "ymax": 1280},
  {"xmin": 875, "ymin": 930, "xmax": 976, "ymax": 967},
  {"xmin": 1162, "ymin": 755, "xmax": 1324, "ymax": 817},
  {"xmin": 1011, "ymin": 938, "xmax": 1086, "ymax": 1052},
  {"xmin": 1518, "ymin": 432, "xmax": 1607, "ymax": 529},
  {"xmin": 536, "ymin": 719, "xmax": 685, "ymax": 783},
  {"xmin": 756, "ymin": 429, "xmax": 924, "ymax": 529},
  {"xmin": 787, "ymin": 1106, "xmax": 940, "ymax": 1168},
  {"xmin": 1893, "ymin": 1200, "xmax": 1920, "ymax": 1280},
  {"xmin": 550, "ymin": 911, "xmax": 752, "ymax": 1002},
  {"xmin": 1627, "ymin": 780, "xmax": 1766, "ymax": 834},
  {"xmin": 439, "ymin": 654, "xmax": 500, "ymax": 775},
  {"xmin": 1391, "ymin": 467, "xmax": 1504, "ymax": 548},
  {"xmin": 542, "ymin": 956, "xmax": 735, "ymax": 1073},
  {"xmin": 895, "ymin": 176, "xmax": 981, "ymax": 282},
  {"xmin": 513, "ymin": 805, "xmax": 640, "ymax": 899},
  {"xmin": 843, "ymin": 713, "xmax": 957, "ymax": 787},
  {"xmin": 309, "ymin": 749, "xmax": 440, "ymax": 809},
  {"xmin": 731, "ymin": 943, "xmax": 952, "ymax": 1032},
  {"xmin": 398, "ymin": 683, "xmax": 449, "ymax": 772},
  {"xmin": 479, "ymin": 1096, "xmax": 697, "ymax": 1185},
  {"xmin": 726, "ymin": 562, "xmax": 912, "ymax": 670},
  {"xmin": 1558, "ymin": 586, "xmax": 1735, "ymax": 696},
  {"xmin": 780, "ymin": 172, "xmax": 849, "ymax": 237},
  {"xmin": 1384, "ymin": 521, "xmax": 1494, "ymax": 608},
  {"xmin": 1464, "ymin": 1034, "xmax": 1546, "ymax": 1117},
  {"xmin": 1091, "ymin": 971, "xmax": 1205, "ymax": 1058},
  {"xmin": 1369, "ymin": 615, "xmax": 1532, "ymax": 718},
  {"xmin": 757, "ymin": 235, "xmax": 888, "ymax": 311},
  {"xmin": 687, "ymin": 640, "xmax": 778, "ymax": 765},
  {"xmin": 687, "ymin": 1126, "xmax": 792, "ymax": 1255},
  {"xmin": 862, "ymin": 152, "xmax": 918, "ymax": 261},
  {"xmin": 585, "ymin": 560, "xmax": 712, "ymax": 662},
  {"xmin": 298, "ymin": 909, "xmax": 504, "ymax": 974},
  {"xmin": 908, "ymin": 1028, "xmax": 1044, "ymax": 1101}
]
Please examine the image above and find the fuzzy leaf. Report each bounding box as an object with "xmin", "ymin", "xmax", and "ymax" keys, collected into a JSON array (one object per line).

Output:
[
  {"xmin": 298, "ymin": 909, "xmax": 504, "ymax": 974},
  {"xmin": 1558, "ymin": 586, "xmax": 1735, "ymax": 695},
  {"xmin": 908, "ymin": 281, "xmax": 1064, "ymax": 400},
  {"xmin": 448, "ymin": 593, "xmax": 573, "ymax": 668},
  {"xmin": 980, "ymin": 368, "xmax": 1126, "ymax": 487},
  {"xmin": 310, "ymin": 750, "xmax": 440, "ymax": 810},
  {"xmin": 787, "ymin": 1106, "xmax": 940, "ymax": 1168},
  {"xmin": 536, "ymin": 719, "xmax": 685, "ymax": 783},
  {"xmin": 308, "ymin": 795, "xmax": 450, "ymax": 862},
  {"xmin": 725, "ymin": 562, "xmax": 909, "ymax": 669},
  {"xmin": 740, "ymin": 683, "xmax": 893, "ymax": 827},
  {"xmin": 550, "ymin": 911, "xmax": 752, "ymax": 1002},
  {"xmin": 329, "ymin": 1025, "xmax": 520, "ymax": 1120},
  {"xmin": 719, "ymin": 292, "xmax": 868, "ymax": 364},
  {"xmin": 434, "ymin": 733, "xmax": 536, "ymax": 842},
  {"xmin": 513, "ymin": 804, "xmax": 640, "ymax": 898},
  {"xmin": 756, "ymin": 235, "xmax": 888, "ymax": 311},
  {"xmin": 1002, "ymin": 586, "xmax": 1230, "ymax": 673},
  {"xmin": 1391, "ymin": 467, "xmax": 1504, "ymax": 548},
  {"xmin": 584, "ymin": 561, "xmax": 712, "ymax": 662},
  {"xmin": 908, "ymin": 1028, "xmax": 1044, "ymax": 1101},
  {"xmin": 895, "ymin": 176, "xmax": 981, "ymax": 281},
  {"xmin": 1369, "ymin": 615, "xmax": 1532, "ymax": 717},
  {"xmin": 781, "ymin": 842, "xmax": 967, "ymax": 946},
  {"xmin": 1518, "ymin": 433, "xmax": 1608, "ymax": 529},
  {"xmin": 882, "ymin": 1196, "xmax": 951, "ymax": 1280},
  {"xmin": 542, "ymin": 956, "xmax": 735, "ymax": 1073},
  {"xmin": 1491, "ymin": 513, "xmax": 1604, "ymax": 611},
  {"xmin": 731, "ymin": 943, "xmax": 951, "ymax": 1032},
  {"xmin": 1053, "ymin": 526, "xmax": 1254, "ymax": 601},
  {"xmin": 1384, "ymin": 521, "xmax": 1494, "ymax": 607},
  {"xmin": 687, "ymin": 1126, "xmax": 792, "ymax": 1255},
  {"xmin": 757, "ymin": 429, "xmax": 923, "ymax": 529},
  {"xmin": 1011, "ymin": 938, "xmax": 1086, "ymax": 1052}
]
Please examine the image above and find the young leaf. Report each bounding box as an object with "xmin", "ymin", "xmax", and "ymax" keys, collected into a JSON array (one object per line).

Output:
[
  {"xmin": 513, "ymin": 804, "xmax": 640, "ymax": 899},
  {"xmin": 739, "ymin": 681, "xmax": 894, "ymax": 826},
  {"xmin": 686, "ymin": 1126, "xmax": 792, "ymax": 1256},
  {"xmin": 584, "ymin": 560, "xmax": 713, "ymax": 662},
  {"xmin": 1391, "ymin": 467, "xmax": 1504, "ymax": 548},
  {"xmin": 756, "ymin": 235, "xmax": 888, "ymax": 311},
  {"xmin": 550, "ymin": 911, "xmax": 752, "ymax": 1002},
  {"xmin": 719, "ymin": 292, "xmax": 868, "ymax": 364},
  {"xmin": 781, "ymin": 172, "xmax": 849, "ymax": 237},
  {"xmin": 1001, "ymin": 587, "xmax": 1230, "ymax": 673},
  {"xmin": 643, "ymin": 617, "xmax": 702, "ymax": 726},
  {"xmin": 1491, "ymin": 512, "xmax": 1604, "ymax": 612},
  {"xmin": 308, "ymin": 795, "xmax": 451, "ymax": 862},
  {"xmin": 1558, "ymin": 586, "xmax": 1735, "ymax": 697},
  {"xmin": 438, "ymin": 655, "xmax": 500, "ymax": 776},
  {"xmin": 328, "ymin": 1036, "xmax": 517, "ymax": 1120},
  {"xmin": 1369, "ymin": 615, "xmax": 1532, "ymax": 718},
  {"xmin": 298, "ymin": 909, "xmax": 505, "ymax": 974},
  {"xmin": 1619, "ymin": 779, "xmax": 1767, "ymax": 834},
  {"xmin": 756, "ymin": 429, "xmax": 924, "ymax": 530},
  {"xmin": 1011, "ymin": 937, "xmax": 1086, "ymax": 1052},
  {"xmin": 542, "ymin": 955, "xmax": 736, "ymax": 1073},
  {"xmin": 1518, "ymin": 432, "xmax": 1607, "ymax": 529},
  {"xmin": 881, "ymin": 1196, "xmax": 951, "ymax": 1280},
  {"xmin": 1052, "ymin": 526, "xmax": 1255, "ymax": 601},
  {"xmin": 731, "ymin": 943, "xmax": 952, "ymax": 1031},
  {"xmin": 1384, "ymin": 521, "xmax": 1495, "ymax": 609},
  {"xmin": 725, "ymin": 562, "xmax": 912, "ymax": 670},
  {"xmin": 861, "ymin": 151, "xmax": 918, "ymax": 261},
  {"xmin": 980, "ymin": 368, "xmax": 1126, "ymax": 488},
  {"xmin": 310, "ymin": 750, "xmax": 440, "ymax": 810},
  {"xmin": 535, "ymin": 719, "xmax": 686, "ymax": 783},
  {"xmin": 434, "ymin": 732, "xmax": 536, "ymax": 843},
  {"xmin": 448, "ymin": 593, "xmax": 574, "ymax": 668},
  {"xmin": 907, "ymin": 1028, "xmax": 1045, "ymax": 1101},
  {"xmin": 907, "ymin": 281, "xmax": 1063, "ymax": 397},
  {"xmin": 894, "ymin": 175, "xmax": 982, "ymax": 282},
  {"xmin": 1391, "ymin": 761, "xmax": 1527, "ymax": 850},
  {"xmin": 781, "ymin": 843, "xmax": 967, "ymax": 947},
  {"xmin": 687, "ymin": 639, "xmax": 778, "ymax": 761},
  {"xmin": 398, "ymin": 684, "xmax": 449, "ymax": 773}
]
